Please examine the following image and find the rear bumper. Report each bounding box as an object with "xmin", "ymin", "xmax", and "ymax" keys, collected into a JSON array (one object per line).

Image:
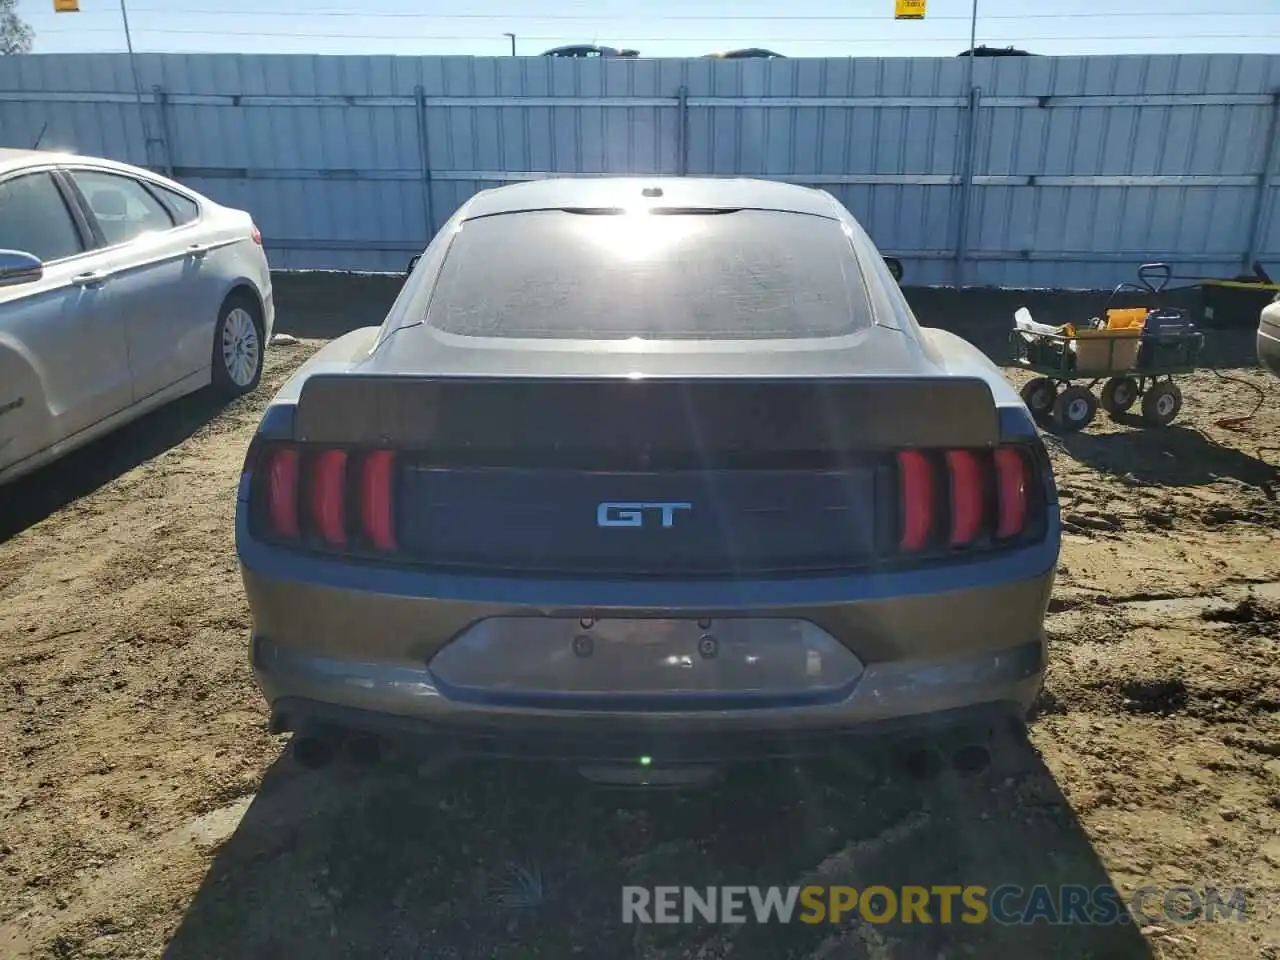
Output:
[
  {"xmin": 269, "ymin": 693, "xmax": 1031, "ymax": 764},
  {"xmin": 256, "ymin": 634, "xmax": 1044, "ymax": 754},
  {"xmin": 240, "ymin": 505, "xmax": 1057, "ymax": 760}
]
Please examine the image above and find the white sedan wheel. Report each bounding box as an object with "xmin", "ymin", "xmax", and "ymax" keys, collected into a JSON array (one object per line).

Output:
[{"xmin": 221, "ymin": 307, "xmax": 261, "ymax": 388}]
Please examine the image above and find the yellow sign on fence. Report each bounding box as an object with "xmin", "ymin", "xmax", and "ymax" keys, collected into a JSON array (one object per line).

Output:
[
  {"xmin": 53, "ymin": 0, "xmax": 80, "ymax": 11},
  {"xmin": 895, "ymin": 0, "xmax": 926, "ymax": 19}
]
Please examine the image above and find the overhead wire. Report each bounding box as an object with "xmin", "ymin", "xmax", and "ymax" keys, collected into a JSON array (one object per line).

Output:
[
  {"xmin": 35, "ymin": 28, "xmax": 1277, "ymax": 43},
  {"xmin": 27, "ymin": 4, "xmax": 1277, "ymax": 49},
  {"xmin": 30, "ymin": 8, "xmax": 1280, "ymax": 18}
]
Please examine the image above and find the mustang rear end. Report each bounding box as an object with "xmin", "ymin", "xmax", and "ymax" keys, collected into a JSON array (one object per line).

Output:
[{"xmin": 235, "ymin": 177, "xmax": 1060, "ymax": 781}]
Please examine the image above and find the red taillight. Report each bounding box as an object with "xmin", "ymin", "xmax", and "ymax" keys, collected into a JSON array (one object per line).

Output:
[
  {"xmin": 250, "ymin": 224, "xmax": 262, "ymax": 245},
  {"xmin": 359, "ymin": 450, "xmax": 397, "ymax": 552},
  {"xmin": 994, "ymin": 447, "xmax": 1029, "ymax": 539},
  {"xmin": 897, "ymin": 450, "xmax": 935, "ymax": 550},
  {"xmin": 266, "ymin": 448, "xmax": 300, "ymax": 538},
  {"xmin": 309, "ymin": 449, "xmax": 348, "ymax": 547},
  {"xmin": 897, "ymin": 445, "xmax": 1037, "ymax": 553},
  {"xmin": 946, "ymin": 450, "xmax": 984, "ymax": 546},
  {"xmin": 254, "ymin": 444, "xmax": 399, "ymax": 553}
]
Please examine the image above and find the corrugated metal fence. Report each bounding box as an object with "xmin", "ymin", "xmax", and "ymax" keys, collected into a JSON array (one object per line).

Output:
[{"xmin": 1, "ymin": 52, "xmax": 1278, "ymax": 287}]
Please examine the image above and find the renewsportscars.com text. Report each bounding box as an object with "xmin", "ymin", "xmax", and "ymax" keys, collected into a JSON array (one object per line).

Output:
[{"xmin": 621, "ymin": 884, "xmax": 1248, "ymax": 926}]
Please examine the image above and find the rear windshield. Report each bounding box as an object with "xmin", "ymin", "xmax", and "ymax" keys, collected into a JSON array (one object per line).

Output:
[{"xmin": 425, "ymin": 209, "xmax": 872, "ymax": 340}]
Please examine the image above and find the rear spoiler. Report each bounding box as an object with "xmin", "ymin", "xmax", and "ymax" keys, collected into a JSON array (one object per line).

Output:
[{"xmin": 293, "ymin": 375, "xmax": 1001, "ymax": 450}]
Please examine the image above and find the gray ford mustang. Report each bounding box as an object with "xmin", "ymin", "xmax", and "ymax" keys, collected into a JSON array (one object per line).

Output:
[{"xmin": 236, "ymin": 177, "xmax": 1060, "ymax": 785}]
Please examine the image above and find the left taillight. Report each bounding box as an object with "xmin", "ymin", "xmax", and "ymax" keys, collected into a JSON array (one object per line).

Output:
[
  {"xmin": 265, "ymin": 447, "xmax": 300, "ymax": 538},
  {"xmin": 250, "ymin": 443, "xmax": 397, "ymax": 554},
  {"xmin": 250, "ymin": 224, "xmax": 262, "ymax": 245}
]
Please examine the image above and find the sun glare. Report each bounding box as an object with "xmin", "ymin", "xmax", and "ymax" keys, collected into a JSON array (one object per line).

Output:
[{"xmin": 589, "ymin": 204, "xmax": 702, "ymax": 262}]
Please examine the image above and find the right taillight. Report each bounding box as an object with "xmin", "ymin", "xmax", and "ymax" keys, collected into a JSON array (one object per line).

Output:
[
  {"xmin": 897, "ymin": 445, "xmax": 1037, "ymax": 553},
  {"xmin": 254, "ymin": 443, "xmax": 397, "ymax": 554},
  {"xmin": 993, "ymin": 447, "xmax": 1030, "ymax": 539},
  {"xmin": 359, "ymin": 450, "xmax": 397, "ymax": 552}
]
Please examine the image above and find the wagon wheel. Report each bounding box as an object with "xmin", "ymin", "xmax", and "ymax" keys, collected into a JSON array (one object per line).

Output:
[
  {"xmin": 1051, "ymin": 385, "xmax": 1098, "ymax": 432},
  {"xmin": 1019, "ymin": 377, "xmax": 1058, "ymax": 421},
  {"xmin": 1141, "ymin": 381, "xmax": 1182, "ymax": 427},
  {"xmin": 1100, "ymin": 376, "xmax": 1140, "ymax": 416}
]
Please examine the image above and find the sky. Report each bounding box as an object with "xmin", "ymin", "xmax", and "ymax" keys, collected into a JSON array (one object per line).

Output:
[{"xmin": 13, "ymin": 0, "xmax": 1280, "ymax": 58}]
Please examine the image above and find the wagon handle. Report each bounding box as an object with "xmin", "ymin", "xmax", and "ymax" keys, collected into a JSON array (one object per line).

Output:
[{"xmin": 1137, "ymin": 262, "xmax": 1172, "ymax": 293}]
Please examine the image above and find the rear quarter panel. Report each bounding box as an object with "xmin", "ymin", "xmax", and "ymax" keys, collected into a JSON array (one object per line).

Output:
[
  {"xmin": 203, "ymin": 206, "xmax": 274, "ymax": 339},
  {"xmin": 235, "ymin": 326, "xmax": 381, "ymax": 504},
  {"xmin": 265, "ymin": 326, "xmax": 380, "ymax": 411},
  {"xmin": 918, "ymin": 327, "xmax": 1024, "ymax": 407}
]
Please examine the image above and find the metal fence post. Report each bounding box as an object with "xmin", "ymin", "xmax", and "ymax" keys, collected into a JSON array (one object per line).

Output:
[
  {"xmin": 414, "ymin": 84, "xmax": 435, "ymax": 239},
  {"xmin": 953, "ymin": 84, "xmax": 981, "ymax": 288},
  {"xmin": 1243, "ymin": 90, "xmax": 1280, "ymax": 272},
  {"xmin": 676, "ymin": 85, "xmax": 689, "ymax": 176},
  {"xmin": 151, "ymin": 85, "xmax": 175, "ymax": 177}
]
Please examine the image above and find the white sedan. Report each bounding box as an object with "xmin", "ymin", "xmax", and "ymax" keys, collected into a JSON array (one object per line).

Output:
[
  {"xmin": 0, "ymin": 148, "xmax": 274, "ymax": 484},
  {"xmin": 1261, "ymin": 294, "xmax": 1280, "ymax": 378}
]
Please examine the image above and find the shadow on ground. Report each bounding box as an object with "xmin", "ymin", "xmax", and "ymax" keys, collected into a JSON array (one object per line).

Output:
[
  {"xmin": 164, "ymin": 746, "xmax": 1154, "ymax": 960},
  {"xmin": 0, "ymin": 388, "xmax": 229, "ymax": 544},
  {"xmin": 1055, "ymin": 425, "xmax": 1278, "ymax": 496}
]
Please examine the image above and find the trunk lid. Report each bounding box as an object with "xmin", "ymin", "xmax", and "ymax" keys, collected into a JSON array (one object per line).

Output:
[
  {"xmin": 294, "ymin": 374, "xmax": 1000, "ymax": 451},
  {"xmin": 289, "ymin": 372, "xmax": 1001, "ymax": 577},
  {"xmin": 396, "ymin": 461, "xmax": 890, "ymax": 576}
]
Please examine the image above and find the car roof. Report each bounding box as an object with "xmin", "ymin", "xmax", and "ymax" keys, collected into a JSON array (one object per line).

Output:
[
  {"xmin": 0, "ymin": 148, "xmax": 60, "ymax": 174},
  {"xmin": 460, "ymin": 177, "xmax": 841, "ymax": 221},
  {"xmin": 705, "ymin": 49, "xmax": 786, "ymax": 58},
  {"xmin": 0, "ymin": 148, "xmax": 142, "ymax": 177},
  {"xmin": 542, "ymin": 45, "xmax": 628, "ymax": 56}
]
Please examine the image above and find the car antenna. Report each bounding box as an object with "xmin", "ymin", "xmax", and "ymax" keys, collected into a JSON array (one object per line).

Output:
[{"xmin": 31, "ymin": 121, "xmax": 48, "ymax": 150}]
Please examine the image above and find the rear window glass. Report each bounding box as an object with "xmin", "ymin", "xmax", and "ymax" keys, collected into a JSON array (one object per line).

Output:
[
  {"xmin": 425, "ymin": 209, "xmax": 871, "ymax": 340},
  {"xmin": 153, "ymin": 184, "xmax": 199, "ymax": 225}
]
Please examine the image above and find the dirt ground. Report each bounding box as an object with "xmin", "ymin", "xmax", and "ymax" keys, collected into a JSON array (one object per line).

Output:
[{"xmin": 1, "ymin": 280, "xmax": 1278, "ymax": 960}]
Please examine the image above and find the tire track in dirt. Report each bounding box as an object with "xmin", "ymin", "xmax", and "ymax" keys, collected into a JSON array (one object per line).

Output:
[{"xmin": 0, "ymin": 341, "xmax": 322, "ymax": 959}]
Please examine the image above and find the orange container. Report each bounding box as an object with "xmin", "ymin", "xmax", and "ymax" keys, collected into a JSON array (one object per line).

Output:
[{"xmin": 1105, "ymin": 307, "xmax": 1148, "ymax": 332}]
